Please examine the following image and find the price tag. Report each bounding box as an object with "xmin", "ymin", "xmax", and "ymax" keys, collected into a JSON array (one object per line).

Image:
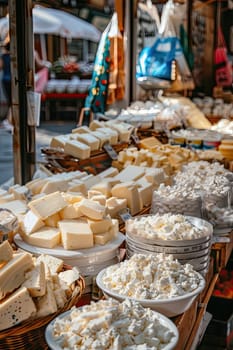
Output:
[
  {"xmin": 118, "ymin": 208, "xmax": 132, "ymax": 222},
  {"xmin": 103, "ymin": 143, "xmax": 118, "ymax": 160},
  {"xmin": 212, "ymin": 236, "xmax": 230, "ymax": 244}
]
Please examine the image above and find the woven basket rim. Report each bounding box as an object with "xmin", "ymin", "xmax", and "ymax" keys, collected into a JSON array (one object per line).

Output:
[{"xmin": 0, "ymin": 268, "xmax": 85, "ymax": 338}]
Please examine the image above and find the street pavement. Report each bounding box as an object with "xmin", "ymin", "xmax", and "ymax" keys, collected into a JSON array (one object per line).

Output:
[{"xmin": 0, "ymin": 121, "xmax": 76, "ymax": 187}]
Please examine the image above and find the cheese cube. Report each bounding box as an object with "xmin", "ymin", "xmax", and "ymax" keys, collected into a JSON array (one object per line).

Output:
[
  {"xmin": 25, "ymin": 178, "xmax": 49, "ymax": 195},
  {"xmin": 20, "ymin": 227, "xmax": 61, "ymax": 249},
  {"xmin": 106, "ymin": 197, "xmax": 127, "ymax": 218},
  {"xmin": 71, "ymin": 125, "xmax": 91, "ymax": 134},
  {"xmin": 99, "ymin": 167, "xmax": 119, "ymax": 178},
  {"xmin": 140, "ymin": 136, "xmax": 161, "ymax": 150},
  {"xmin": 97, "ymin": 127, "xmax": 118, "ymax": 145},
  {"xmin": 0, "ymin": 287, "xmax": 36, "ymax": 331},
  {"xmin": 40, "ymin": 178, "xmax": 69, "ymax": 194},
  {"xmin": 59, "ymin": 204, "xmax": 82, "ymax": 219},
  {"xmin": 91, "ymin": 130, "xmax": 110, "ymax": 148},
  {"xmin": 87, "ymin": 216, "xmax": 112, "ymax": 234},
  {"xmin": 64, "ymin": 140, "xmax": 91, "ymax": 160},
  {"xmin": 89, "ymin": 120, "xmax": 104, "ymax": 130},
  {"xmin": 144, "ymin": 167, "xmax": 166, "ymax": 186},
  {"xmin": 50, "ymin": 134, "xmax": 70, "ymax": 148},
  {"xmin": 0, "ymin": 199, "xmax": 28, "ymax": 214},
  {"xmin": 21, "ymin": 210, "xmax": 45, "ymax": 235},
  {"xmin": 62, "ymin": 192, "xmax": 84, "ymax": 204},
  {"xmin": 111, "ymin": 182, "xmax": 142, "ymax": 215},
  {"xmin": 28, "ymin": 191, "xmax": 67, "ymax": 219},
  {"xmin": 0, "ymin": 240, "xmax": 13, "ymax": 264},
  {"xmin": 67, "ymin": 179, "xmax": 87, "ymax": 195},
  {"xmin": 136, "ymin": 178, "xmax": 153, "ymax": 207},
  {"xmin": 54, "ymin": 287, "xmax": 67, "ymax": 309},
  {"xmin": 74, "ymin": 133, "xmax": 100, "ymax": 151},
  {"xmin": 90, "ymin": 181, "xmax": 112, "ymax": 197},
  {"xmin": 8, "ymin": 184, "xmax": 29, "ymax": 200},
  {"xmin": 78, "ymin": 198, "xmax": 106, "ymax": 220},
  {"xmin": 58, "ymin": 267, "xmax": 80, "ymax": 287},
  {"xmin": 114, "ymin": 165, "xmax": 145, "ymax": 182},
  {"xmin": 59, "ymin": 219, "xmax": 93, "ymax": 250},
  {"xmin": 94, "ymin": 230, "xmax": 114, "ymax": 245},
  {"xmin": 88, "ymin": 194, "xmax": 106, "ymax": 206},
  {"xmin": 0, "ymin": 252, "xmax": 34, "ymax": 300},
  {"xmin": 0, "ymin": 193, "xmax": 15, "ymax": 203},
  {"xmin": 35, "ymin": 281, "xmax": 58, "ymax": 318},
  {"xmin": 36, "ymin": 254, "xmax": 64, "ymax": 275},
  {"xmin": 44, "ymin": 213, "xmax": 61, "ymax": 227},
  {"xmin": 22, "ymin": 261, "xmax": 46, "ymax": 297}
]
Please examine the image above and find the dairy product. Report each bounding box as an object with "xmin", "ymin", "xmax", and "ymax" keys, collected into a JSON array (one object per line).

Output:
[
  {"xmin": 28, "ymin": 191, "xmax": 67, "ymax": 219},
  {"xmin": 64, "ymin": 140, "xmax": 91, "ymax": 160},
  {"xmin": 59, "ymin": 219, "xmax": 94, "ymax": 250}
]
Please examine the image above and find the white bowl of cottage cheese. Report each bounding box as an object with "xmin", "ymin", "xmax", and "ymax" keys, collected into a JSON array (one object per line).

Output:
[
  {"xmin": 45, "ymin": 298, "xmax": 179, "ymax": 350},
  {"xmin": 96, "ymin": 253, "xmax": 206, "ymax": 317}
]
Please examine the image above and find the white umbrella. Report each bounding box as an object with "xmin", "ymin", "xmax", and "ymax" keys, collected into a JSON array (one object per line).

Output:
[{"xmin": 0, "ymin": 7, "xmax": 101, "ymax": 42}]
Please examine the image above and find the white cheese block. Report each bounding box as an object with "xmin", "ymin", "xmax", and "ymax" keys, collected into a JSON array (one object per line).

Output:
[
  {"xmin": 53, "ymin": 287, "xmax": 67, "ymax": 309},
  {"xmin": 90, "ymin": 181, "xmax": 112, "ymax": 197},
  {"xmin": 97, "ymin": 127, "xmax": 118, "ymax": 145},
  {"xmin": 36, "ymin": 254, "xmax": 64, "ymax": 275},
  {"xmin": 44, "ymin": 213, "xmax": 61, "ymax": 227},
  {"xmin": 0, "ymin": 189, "xmax": 7, "ymax": 197},
  {"xmin": 61, "ymin": 192, "xmax": 84, "ymax": 204},
  {"xmin": 28, "ymin": 191, "xmax": 67, "ymax": 219},
  {"xmin": 99, "ymin": 167, "xmax": 119, "ymax": 178},
  {"xmin": 110, "ymin": 218, "xmax": 119, "ymax": 237},
  {"xmin": 22, "ymin": 261, "xmax": 46, "ymax": 297},
  {"xmin": 0, "ymin": 240, "xmax": 13, "ymax": 264},
  {"xmin": 114, "ymin": 165, "xmax": 145, "ymax": 182},
  {"xmin": 91, "ymin": 130, "xmax": 109, "ymax": 148},
  {"xmin": 59, "ymin": 204, "xmax": 82, "ymax": 219},
  {"xmin": 25, "ymin": 178, "xmax": 49, "ymax": 195},
  {"xmin": 87, "ymin": 216, "xmax": 112, "ymax": 234},
  {"xmin": 58, "ymin": 267, "xmax": 80, "ymax": 287},
  {"xmin": 20, "ymin": 227, "xmax": 61, "ymax": 249},
  {"xmin": 89, "ymin": 120, "xmax": 104, "ymax": 130},
  {"xmin": 106, "ymin": 121, "xmax": 134, "ymax": 142},
  {"xmin": 0, "ymin": 252, "xmax": 34, "ymax": 300},
  {"xmin": 74, "ymin": 133, "xmax": 100, "ymax": 152},
  {"xmin": 71, "ymin": 125, "xmax": 91, "ymax": 134},
  {"xmin": 0, "ymin": 193, "xmax": 15, "ymax": 203},
  {"xmin": 136, "ymin": 178, "xmax": 153, "ymax": 207},
  {"xmin": 111, "ymin": 182, "xmax": 142, "ymax": 215},
  {"xmin": 59, "ymin": 219, "xmax": 93, "ymax": 250},
  {"xmin": 78, "ymin": 198, "xmax": 106, "ymax": 220},
  {"xmin": 0, "ymin": 199, "xmax": 28, "ymax": 214},
  {"xmin": 35, "ymin": 280, "xmax": 58, "ymax": 318},
  {"xmin": 40, "ymin": 178, "xmax": 69, "ymax": 194},
  {"xmin": 21, "ymin": 210, "xmax": 45, "ymax": 235},
  {"xmin": 144, "ymin": 167, "xmax": 166, "ymax": 185},
  {"xmin": 94, "ymin": 230, "xmax": 114, "ymax": 245},
  {"xmin": 88, "ymin": 194, "xmax": 106, "ymax": 206},
  {"xmin": 0, "ymin": 287, "xmax": 36, "ymax": 331},
  {"xmin": 8, "ymin": 185, "xmax": 29, "ymax": 200},
  {"xmin": 83, "ymin": 175, "xmax": 102, "ymax": 190},
  {"xmin": 64, "ymin": 140, "xmax": 91, "ymax": 160},
  {"xmin": 67, "ymin": 179, "xmax": 87, "ymax": 195},
  {"xmin": 106, "ymin": 197, "xmax": 127, "ymax": 218},
  {"xmin": 50, "ymin": 134, "xmax": 70, "ymax": 148}
]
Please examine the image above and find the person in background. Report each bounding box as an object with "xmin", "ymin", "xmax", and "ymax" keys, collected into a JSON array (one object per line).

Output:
[{"xmin": 0, "ymin": 35, "xmax": 13, "ymax": 132}]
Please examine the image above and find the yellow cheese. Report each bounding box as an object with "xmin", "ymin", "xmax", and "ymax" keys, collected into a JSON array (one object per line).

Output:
[
  {"xmin": 0, "ymin": 240, "xmax": 13, "ymax": 264},
  {"xmin": 78, "ymin": 198, "xmax": 106, "ymax": 220},
  {"xmin": 0, "ymin": 287, "xmax": 36, "ymax": 331},
  {"xmin": 106, "ymin": 197, "xmax": 127, "ymax": 218},
  {"xmin": 111, "ymin": 182, "xmax": 142, "ymax": 215},
  {"xmin": 28, "ymin": 191, "xmax": 67, "ymax": 219},
  {"xmin": 21, "ymin": 210, "xmax": 45, "ymax": 235},
  {"xmin": 20, "ymin": 227, "xmax": 61, "ymax": 248},
  {"xmin": 140, "ymin": 136, "xmax": 161, "ymax": 150},
  {"xmin": 22, "ymin": 261, "xmax": 46, "ymax": 297},
  {"xmin": 59, "ymin": 218, "xmax": 93, "ymax": 250},
  {"xmin": 64, "ymin": 139, "xmax": 91, "ymax": 160},
  {"xmin": 71, "ymin": 125, "xmax": 91, "ymax": 134},
  {"xmin": 44, "ymin": 213, "xmax": 61, "ymax": 227},
  {"xmin": 87, "ymin": 216, "xmax": 112, "ymax": 234},
  {"xmin": 0, "ymin": 252, "xmax": 34, "ymax": 300}
]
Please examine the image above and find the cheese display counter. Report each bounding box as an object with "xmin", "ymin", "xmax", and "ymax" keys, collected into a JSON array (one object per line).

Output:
[{"xmin": 0, "ymin": 99, "xmax": 233, "ymax": 349}]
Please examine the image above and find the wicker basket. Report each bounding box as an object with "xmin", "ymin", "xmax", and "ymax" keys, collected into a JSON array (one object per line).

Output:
[{"xmin": 0, "ymin": 265, "xmax": 85, "ymax": 350}]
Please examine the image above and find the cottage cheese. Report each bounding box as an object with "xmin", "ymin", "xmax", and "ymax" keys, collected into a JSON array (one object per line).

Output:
[
  {"xmin": 101, "ymin": 254, "xmax": 201, "ymax": 300},
  {"xmin": 51, "ymin": 298, "xmax": 177, "ymax": 349},
  {"xmin": 126, "ymin": 214, "xmax": 205, "ymax": 240}
]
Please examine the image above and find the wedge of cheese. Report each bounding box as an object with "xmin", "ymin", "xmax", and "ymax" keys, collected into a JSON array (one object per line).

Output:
[
  {"xmin": 37, "ymin": 254, "xmax": 64, "ymax": 275},
  {"xmin": 111, "ymin": 182, "xmax": 142, "ymax": 216},
  {"xmin": 64, "ymin": 139, "xmax": 91, "ymax": 160},
  {"xmin": 59, "ymin": 219, "xmax": 93, "ymax": 250},
  {"xmin": 0, "ymin": 240, "xmax": 13, "ymax": 264},
  {"xmin": 21, "ymin": 210, "xmax": 45, "ymax": 235},
  {"xmin": 28, "ymin": 191, "xmax": 67, "ymax": 219},
  {"xmin": 22, "ymin": 261, "xmax": 46, "ymax": 297},
  {"xmin": 78, "ymin": 198, "xmax": 106, "ymax": 220},
  {"xmin": 20, "ymin": 227, "xmax": 61, "ymax": 249},
  {"xmin": 35, "ymin": 280, "xmax": 58, "ymax": 318},
  {"xmin": 58, "ymin": 267, "xmax": 80, "ymax": 287},
  {"xmin": 0, "ymin": 287, "xmax": 36, "ymax": 331},
  {"xmin": 0, "ymin": 252, "xmax": 34, "ymax": 300},
  {"xmin": 44, "ymin": 213, "xmax": 61, "ymax": 227}
]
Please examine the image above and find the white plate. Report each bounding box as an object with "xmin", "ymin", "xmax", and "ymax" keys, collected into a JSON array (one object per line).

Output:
[
  {"xmin": 14, "ymin": 233, "xmax": 125, "ymax": 265},
  {"xmin": 96, "ymin": 268, "xmax": 206, "ymax": 317},
  {"xmin": 45, "ymin": 306, "xmax": 179, "ymax": 350}
]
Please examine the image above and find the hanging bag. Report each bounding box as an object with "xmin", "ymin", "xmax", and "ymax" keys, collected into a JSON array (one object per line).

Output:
[{"xmin": 214, "ymin": 28, "xmax": 233, "ymax": 87}]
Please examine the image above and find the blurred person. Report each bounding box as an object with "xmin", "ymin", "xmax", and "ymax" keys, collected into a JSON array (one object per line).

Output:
[{"xmin": 0, "ymin": 34, "xmax": 13, "ymax": 132}]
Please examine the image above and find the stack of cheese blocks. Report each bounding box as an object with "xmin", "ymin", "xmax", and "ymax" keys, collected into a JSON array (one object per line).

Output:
[
  {"xmin": 50, "ymin": 120, "xmax": 134, "ymax": 160},
  {"xmin": 19, "ymin": 190, "xmax": 119, "ymax": 250},
  {"xmin": 0, "ymin": 241, "xmax": 80, "ymax": 331}
]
